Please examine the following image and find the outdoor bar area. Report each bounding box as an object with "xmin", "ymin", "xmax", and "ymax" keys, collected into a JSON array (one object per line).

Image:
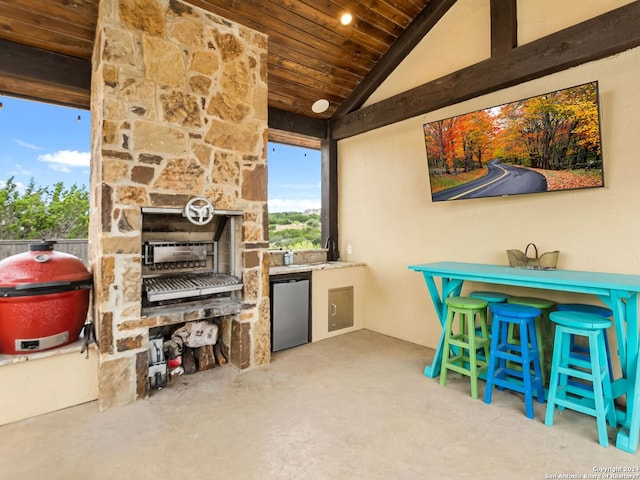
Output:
[{"xmin": 2, "ymin": 0, "xmax": 640, "ymax": 477}]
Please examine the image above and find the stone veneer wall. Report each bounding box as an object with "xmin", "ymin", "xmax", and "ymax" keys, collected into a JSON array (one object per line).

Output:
[{"xmin": 89, "ymin": 0, "xmax": 270, "ymax": 409}]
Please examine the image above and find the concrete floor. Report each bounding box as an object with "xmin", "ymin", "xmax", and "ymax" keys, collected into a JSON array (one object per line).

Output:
[{"xmin": 0, "ymin": 330, "xmax": 636, "ymax": 479}]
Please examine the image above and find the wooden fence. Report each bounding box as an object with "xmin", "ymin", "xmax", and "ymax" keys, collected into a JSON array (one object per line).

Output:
[{"xmin": 0, "ymin": 239, "xmax": 89, "ymax": 264}]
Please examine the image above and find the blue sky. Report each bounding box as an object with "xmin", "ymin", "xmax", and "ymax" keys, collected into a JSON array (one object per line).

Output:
[
  {"xmin": 0, "ymin": 95, "xmax": 320, "ymax": 213},
  {"xmin": 268, "ymin": 142, "xmax": 321, "ymax": 212},
  {"xmin": 0, "ymin": 96, "xmax": 91, "ymax": 191}
]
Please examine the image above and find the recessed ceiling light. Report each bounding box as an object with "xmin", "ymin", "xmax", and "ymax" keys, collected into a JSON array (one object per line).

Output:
[
  {"xmin": 340, "ymin": 13, "xmax": 353, "ymax": 26},
  {"xmin": 312, "ymin": 99, "xmax": 329, "ymax": 114}
]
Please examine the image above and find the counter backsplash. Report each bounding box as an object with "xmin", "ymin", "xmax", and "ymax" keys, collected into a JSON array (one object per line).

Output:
[{"xmin": 268, "ymin": 249, "xmax": 329, "ymax": 267}]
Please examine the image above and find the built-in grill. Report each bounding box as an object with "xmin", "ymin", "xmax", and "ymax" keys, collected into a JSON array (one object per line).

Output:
[
  {"xmin": 143, "ymin": 252, "xmax": 242, "ymax": 302},
  {"xmin": 141, "ymin": 204, "xmax": 243, "ymax": 314}
]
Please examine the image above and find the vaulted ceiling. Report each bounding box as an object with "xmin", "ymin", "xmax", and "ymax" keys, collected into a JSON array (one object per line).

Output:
[
  {"xmin": 0, "ymin": 0, "xmax": 451, "ymax": 123},
  {"xmin": 2, "ymin": 1, "xmax": 640, "ymax": 145}
]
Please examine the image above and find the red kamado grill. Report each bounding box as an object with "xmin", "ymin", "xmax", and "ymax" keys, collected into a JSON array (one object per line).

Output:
[{"xmin": 0, "ymin": 241, "xmax": 93, "ymax": 354}]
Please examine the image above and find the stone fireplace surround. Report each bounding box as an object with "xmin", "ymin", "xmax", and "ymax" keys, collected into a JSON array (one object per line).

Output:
[{"xmin": 89, "ymin": 0, "xmax": 270, "ymax": 409}]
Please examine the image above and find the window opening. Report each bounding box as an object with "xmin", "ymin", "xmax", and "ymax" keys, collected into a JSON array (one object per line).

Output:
[
  {"xmin": 0, "ymin": 95, "xmax": 90, "ymax": 242},
  {"xmin": 267, "ymin": 141, "xmax": 321, "ymax": 250}
]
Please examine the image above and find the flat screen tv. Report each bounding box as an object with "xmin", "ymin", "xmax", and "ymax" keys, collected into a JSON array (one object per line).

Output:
[{"xmin": 423, "ymin": 81, "xmax": 604, "ymax": 202}]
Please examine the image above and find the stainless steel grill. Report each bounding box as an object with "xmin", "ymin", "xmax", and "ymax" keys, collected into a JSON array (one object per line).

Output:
[
  {"xmin": 144, "ymin": 242, "xmax": 207, "ymax": 269},
  {"xmin": 140, "ymin": 207, "xmax": 243, "ymax": 312},
  {"xmin": 144, "ymin": 272, "xmax": 242, "ymax": 302},
  {"xmin": 142, "ymin": 241, "xmax": 242, "ymax": 304}
]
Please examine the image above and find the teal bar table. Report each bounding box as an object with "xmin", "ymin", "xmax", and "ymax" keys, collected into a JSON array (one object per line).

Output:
[{"xmin": 408, "ymin": 261, "xmax": 640, "ymax": 453}]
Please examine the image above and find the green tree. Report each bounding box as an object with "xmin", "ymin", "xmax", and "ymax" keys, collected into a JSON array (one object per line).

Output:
[
  {"xmin": 0, "ymin": 177, "xmax": 89, "ymax": 240},
  {"xmin": 47, "ymin": 183, "xmax": 90, "ymax": 238}
]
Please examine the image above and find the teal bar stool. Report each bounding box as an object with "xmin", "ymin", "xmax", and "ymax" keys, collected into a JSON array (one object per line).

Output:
[
  {"xmin": 440, "ymin": 296, "xmax": 490, "ymax": 399},
  {"xmin": 545, "ymin": 311, "xmax": 617, "ymax": 447},
  {"xmin": 469, "ymin": 291, "xmax": 509, "ymax": 304},
  {"xmin": 469, "ymin": 291, "xmax": 509, "ymax": 359},
  {"xmin": 484, "ymin": 303, "xmax": 545, "ymax": 419},
  {"xmin": 556, "ymin": 303, "xmax": 614, "ymax": 385},
  {"xmin": 507, "ymin": 296, "xmax": 555, "ymax": 384},
  {"xmin": 470, "ymin": 291, "xmax": 509, "ymax": 326}
]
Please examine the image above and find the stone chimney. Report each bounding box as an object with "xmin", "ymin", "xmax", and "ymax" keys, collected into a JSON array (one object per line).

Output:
[{"xmin": 88, "ymin": 0, "xmax": 270, "ymax": 409}]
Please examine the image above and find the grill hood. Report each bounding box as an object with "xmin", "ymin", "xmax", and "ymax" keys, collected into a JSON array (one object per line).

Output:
[{"xmin": 0, "ymin": 241, "xmax": 92, "ymax": 297}]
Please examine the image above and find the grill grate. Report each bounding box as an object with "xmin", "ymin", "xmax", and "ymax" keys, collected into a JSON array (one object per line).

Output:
[{"xmin": 144, "ymin": 272, "xmax": 242, "ymax": 302}]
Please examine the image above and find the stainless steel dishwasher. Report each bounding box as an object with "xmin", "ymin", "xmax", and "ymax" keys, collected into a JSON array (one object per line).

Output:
[{"xmin": 270, "ymin": 272, "xmax": 311, "ymax": 352}]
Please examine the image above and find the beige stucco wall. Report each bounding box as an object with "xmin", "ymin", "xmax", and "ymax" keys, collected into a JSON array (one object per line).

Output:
[
  {"xmin": 364, "ymin": 0, "xmax": 490, "ymax": 107},
  {"xmin": 339, "ymin": 1, "xmax": 640, "ymax": 348},
  {"xmin": 517, "ymin": 0, "xmax": 636, "ymax": 45}
]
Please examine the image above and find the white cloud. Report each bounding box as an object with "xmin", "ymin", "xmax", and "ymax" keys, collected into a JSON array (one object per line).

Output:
[
  {"xmin": 38, "ymin": 150, "xmax": 90, "ymax": 168},
  {"xmin": 14, "ymin": 139, "xmax": 41, "ymax": 150},
  {"xmin": 268, "ymin": 198, "xmax": 321, "ymax": 213},
  {"xmin": 11, "ymin": 163, "xmax": 32, "ymax": 176},
  {"xmin": 48, "ymin": 164, "xmax": 71, "ymax": 173}
]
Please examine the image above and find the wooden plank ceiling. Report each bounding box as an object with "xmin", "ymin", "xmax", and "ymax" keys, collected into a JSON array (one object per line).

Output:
[{"xmin": 0, "ymin": 0, "xmax": 431, "ymax": 121}]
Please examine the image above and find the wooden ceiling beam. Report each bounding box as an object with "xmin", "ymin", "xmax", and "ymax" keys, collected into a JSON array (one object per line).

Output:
[
  {"xmin": 268, "ymin": 129, "xmax": 321, "ymax": 150},
  {"xmin": 268, "ymin": 107, "xmax": 328, "ymax": 140},
  {"xmin": 0, "ymin": 39, "xmax": 91, "ymax": 109},
  {"xmin": 490, "ymin": 0, "xmax": 517, "ymax": 56},
  {"xmin": 333, "ymin": 0, "xmax": 458, "ymax": 117},
  {"xmin": 331, "ymin": 1, "xmax": 640, "ymax": 140}
]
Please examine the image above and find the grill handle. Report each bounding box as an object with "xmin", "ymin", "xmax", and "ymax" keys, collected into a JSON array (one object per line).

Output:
[
  {"xmin": 1, "ymin": 279, "xmax": 92, "ymax": 297},
  {"xmin": 15, "ymin": 280, "xmax": 72, "ymax": 290}
]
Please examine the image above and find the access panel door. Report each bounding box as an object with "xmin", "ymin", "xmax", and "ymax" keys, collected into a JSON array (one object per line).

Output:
[{"xmin": 328, "ymin": 286, "xmax": 354, "ymax": 332}]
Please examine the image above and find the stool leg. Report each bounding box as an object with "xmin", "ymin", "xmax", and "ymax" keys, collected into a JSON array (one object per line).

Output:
[
  {"xmin": 467, "ymin": 310, "xmax": 479, "ymax": 399},
  {"xmin": 603, "ymin": 330, "xmax": 614, "ymax": 383},
  {"xmin": 600, "ymin": 332, "xmax": 617, "ymax": 429},
  {"xmin": 555, "ymin": 330, "xmax": 572, "ymax": 412},
  {"xmin": 528, "ymin": 318, "xmax": 545, "ymax": 404},
  {"xmin": 534, "ymin": 316, "xmax": 546, "ymax": 385},
  {"xmin": 455, "ymin": 312, "xmax": 465, "ymax": 370},
  {"xmin": 545, "ymin": 328, "xmax": 565, "ymax": 427},
  {"xmin": 439, "ymin": 308, "xmax": 455, "ymax": 387},
  {"xmin": 479, "ymin": 310, "xmax": 490, "ymax": 367},
  {"xmin": 496, "ymin": 317, "xmax": 510, "ymax": 391},
  {"xmin": 506, "ymin": 322, "xmax": 519, "ymax": 378},
  {"xmin": 520, "ymin": 319, "xmax": 535, "ymax": 419},
  {"xmin": 589, "ymin": 331, "xmax": 610, "ymax": 447},
  {"xmin": 484, "ymin": 317, "xmax": 501, "ymax": 404}
]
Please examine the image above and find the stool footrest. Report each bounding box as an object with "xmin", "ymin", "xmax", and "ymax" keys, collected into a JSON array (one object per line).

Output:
[
  {"xmin": 448, "ymin": 337, "xmax": 489, "ymax": 349},
  {"xmin": 562, "ymin": 384, "xmax": 597, "ymax": 401},
  {"xmin": 565, "ymin": 357, "xmax": 594, "ymax": 371},
  {"xmin": 446, "ymin": 362, "xmax": 488, "ymax": 376},
  {"xmin": 552, "ymin": 393, "xmax": 613, "ymax": 420},
  {"xmin": 557, "ymin": 366, "xmax": 595, "ymax": 382},
  {"xmin": 493, "ymin": 366, "xmax": 542, "ymax": 384},
  {"xmin": 491, "ymin": 377, "xmax": 527, "ymax": 395}
]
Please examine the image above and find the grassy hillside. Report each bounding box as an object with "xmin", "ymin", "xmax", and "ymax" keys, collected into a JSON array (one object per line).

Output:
[{"xmin": 269, "ymin": 211, "xmax": 321, "ymax": 249}]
